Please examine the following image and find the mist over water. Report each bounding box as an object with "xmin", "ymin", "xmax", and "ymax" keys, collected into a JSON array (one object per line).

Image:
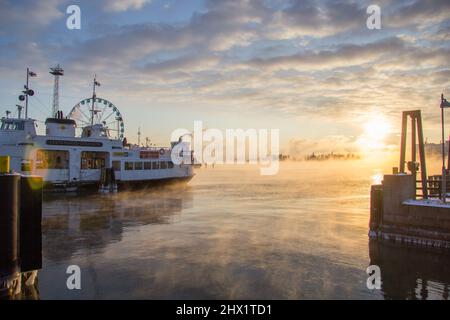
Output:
[{"xmin": 38, "ymin": 161, "xmax": 450, "ymax": 299}]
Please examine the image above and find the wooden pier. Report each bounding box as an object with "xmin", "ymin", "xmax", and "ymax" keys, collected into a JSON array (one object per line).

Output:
[
  {"xmin": 370, "ymin": 110, "xmax": 450, "ymax": 249},
  {"xmin": 370, "ymin": 175, "xmax": 450, "ymax": 248}
]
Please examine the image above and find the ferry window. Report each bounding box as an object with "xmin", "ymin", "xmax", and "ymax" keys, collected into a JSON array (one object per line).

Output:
[
  {"xmin": 168, "ymin": 161, "xmax": 174, "ymax": 169},
  {"xmin": 152, "ymin": 162, "xmax": 159, "ymax": 170},
  {"xmin": 36, "ymin": 150, "xmax": 69, "ymax": 169},
  {"xmin": 134, "ymin": 162, "xmax": 143, "ymax": 170},
  {"xmin": 2, "ymin": 122, "xmax": 12, "ymax": 130},
  {"xmin": 125, "ymin": 162, "xmax": 133, "ymax": 170},
  {"xmin": 21, "ymin": 160, "xmax": 32, "ymax": 172},
  {"xmin": 16, "ymin": 122, "xmax": 24, "ymax": 130},
  {"xmin": 160, "ymin": 161, "xmax": 167, "ymax": 169},
  {"xmin": 81, "ymin": 151, "xmax": 107, "ymax": 170},
  {"xmin": 144, "ymin": 162, "xmax": 152, "ymax": 170},
  {"xmin": 112, "ymin": 161, "xmax": 121, "ymax": 171},
  {"xmin": 1, "ymin": 121, "xmax": 24, "ymax": 131}
]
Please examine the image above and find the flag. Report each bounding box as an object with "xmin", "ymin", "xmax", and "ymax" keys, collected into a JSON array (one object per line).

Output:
[
  {"xmin": 28, "ymin": 70, "xmax": 37, "ymax": 77},
  {"xmin": 94, "ymin": 80, "xmax": 101, "ymax": 86},
  {"xmin": 441, "ymin": 95, "xmax": 450, "ymax": 108}
]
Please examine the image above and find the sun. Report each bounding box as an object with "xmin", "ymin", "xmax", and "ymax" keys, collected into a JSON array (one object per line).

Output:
[
  {"xmin": 357, "ymin": 116, "xmax": 393, "ymax": 152},
  {"xmin": 364, "ymin": 117, "xmax": 391, "ymax": 140}
]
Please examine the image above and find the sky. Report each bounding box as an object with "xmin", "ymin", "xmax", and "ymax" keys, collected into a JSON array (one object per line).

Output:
[{"xmin": 0, "ymin": 0, "xmax": 449, "ymax": 157}]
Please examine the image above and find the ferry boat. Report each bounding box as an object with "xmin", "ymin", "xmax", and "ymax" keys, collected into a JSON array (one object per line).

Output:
[{"xmin": 0, "ymin": 68, "xmax": 194, "ymax": 192}]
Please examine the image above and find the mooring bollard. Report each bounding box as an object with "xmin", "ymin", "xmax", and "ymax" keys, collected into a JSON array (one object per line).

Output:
[{"xmin": 0, "ymin": 156, "xmax": 10, "ymax": 173}]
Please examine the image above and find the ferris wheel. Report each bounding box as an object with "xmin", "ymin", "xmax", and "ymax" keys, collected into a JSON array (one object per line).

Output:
[{"xmin": 68, "ymin": 97, "xmax": 125, "ymax": 140}]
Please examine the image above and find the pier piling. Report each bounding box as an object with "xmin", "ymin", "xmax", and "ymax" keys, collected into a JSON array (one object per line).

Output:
[
  {"xmin": 369, "ymin": 184, "xmax": 383, "ymax": 238},
  {"xmin": 0, "ymin": 172, "xmax": 42, "ymax": 299},
  {"xmin": 0, "ymin": 174, "xmax": 21, "ymax": 278},
  {"xmin": 99, "ymin": 167, "xmax": 118, "ymax": 193},
  {"xmin": 19, "ymin": 176, "xmax": 43, "ymax": 272}
]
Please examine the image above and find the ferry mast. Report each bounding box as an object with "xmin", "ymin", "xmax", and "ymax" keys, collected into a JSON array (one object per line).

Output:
[
  {"xmin": 22, "ymin": 68, "xmax": 36, "ymax": 119},
  {"xmin": 91, "ymin": 75, "xmax": 100, "ymax": 125},
  {"xmin": 49, "ymin": 65, "xmax": 64, "ymax": 118}
]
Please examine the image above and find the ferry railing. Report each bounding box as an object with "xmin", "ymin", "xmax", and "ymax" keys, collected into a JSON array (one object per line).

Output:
[{"xmin": 125, "ymin": 144, "xmax": 171, "ymax": 151}]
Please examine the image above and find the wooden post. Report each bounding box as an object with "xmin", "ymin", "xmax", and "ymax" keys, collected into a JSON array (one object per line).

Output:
[
  {"xmin": 416, "ymin": 111, "xmax": 428, "ymax": 199},
  {"xmin": 411, "ymin": 116, "xmax": 416, "ymax": 163},
  {"xmin": 400, "ymin": 112, "xmax": 408, "ymax": 173},
  {"xmin": 411, "ymin": 115, "xmax": 417, "ymax": 192}
]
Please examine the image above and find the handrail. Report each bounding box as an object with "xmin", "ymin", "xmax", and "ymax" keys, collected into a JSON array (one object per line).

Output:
[{"xmin": 416, "ymin": 175, "xmax": 450, "ymax": 198}]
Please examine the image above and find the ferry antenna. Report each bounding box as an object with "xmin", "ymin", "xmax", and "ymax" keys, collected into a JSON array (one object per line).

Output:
[{"xmin": 138, "ymin": 126, "xmax": 141, "ymax": 146}]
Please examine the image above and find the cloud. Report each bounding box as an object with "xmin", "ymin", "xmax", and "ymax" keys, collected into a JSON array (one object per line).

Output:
[
  {"xmin": 386, "ymin": 0, "xmax": 450, "ymax": 28},
  {"xmin": 266, "ymin": 0, "xmax": 368, "ymax": 38},
  {"xmin": 103, "ymin": 0, "xmax": 152, "ymax": 12},
  {"xmin": 247, "ymin": 37, "xmax": 407, "ymax": 71},
  {"xmin": 425, "ymin": 24, "xmax": 450, "ymax": 42},
  {"xmin": 0, "ymin": 0, "xmax": 63, "ymax": 36},
  {"xmin": 1, "ymin": 0, "xmax": 450, "ymax": 147},
  {"xmin": 143, "ymin": 54, "xmax": 221, "ymax": 73}
]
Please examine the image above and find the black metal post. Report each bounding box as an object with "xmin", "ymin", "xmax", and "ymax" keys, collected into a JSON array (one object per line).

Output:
[
  {"xmin": 441, "ymin": 94, "xmax": 446, "ymax": 203},
  {"xmin": 25, "ymin": 68, "xmax": 29, "ymax": 119}
]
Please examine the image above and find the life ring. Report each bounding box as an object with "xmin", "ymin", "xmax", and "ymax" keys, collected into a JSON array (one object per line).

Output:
[{"xmin": 159, "ymin": 148, "xmax": 165, "ymax": 155}]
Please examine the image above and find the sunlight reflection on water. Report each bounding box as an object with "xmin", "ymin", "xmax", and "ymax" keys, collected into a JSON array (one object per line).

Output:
[
  {"xmin": 37, "ymin": 161, "xmax": 450, "ymax": 299},
  {"xmin": 371, "ymin": 171, "xmax": 383, "ymax": 185}
]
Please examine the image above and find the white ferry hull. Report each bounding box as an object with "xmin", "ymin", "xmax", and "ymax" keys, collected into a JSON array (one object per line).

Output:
[
  {"xmin": 43, "ymin": 175, "xmax": 194, "ymax": 193},
  {"xmin": 0, "ymin": 117, "xmax": 195, "ymax": 193}
]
